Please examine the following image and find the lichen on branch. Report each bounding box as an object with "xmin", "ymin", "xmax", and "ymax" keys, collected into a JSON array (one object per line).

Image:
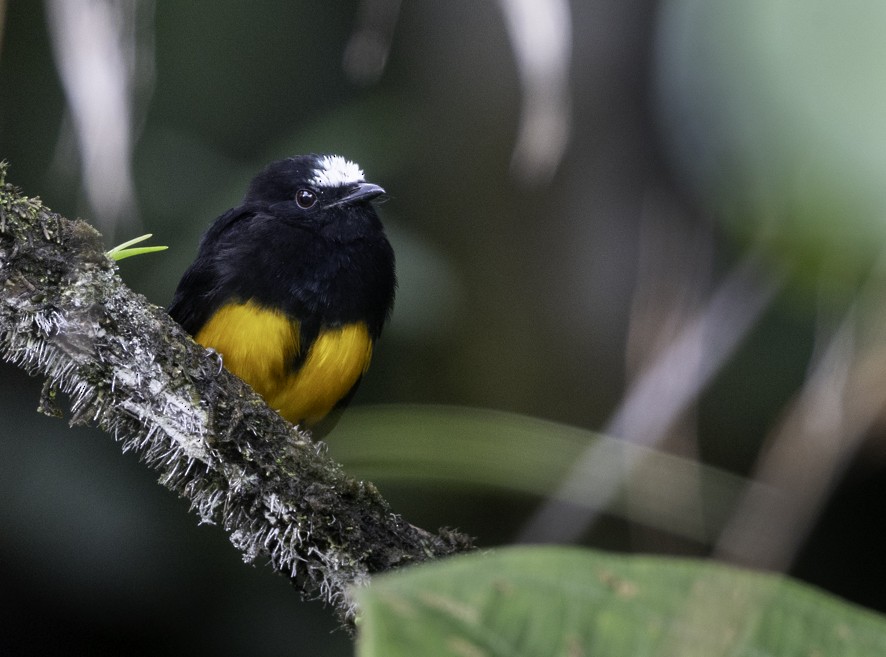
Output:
[{"xmin": 0, "ymin": 163, "xmax": 472, "ymax": 625}]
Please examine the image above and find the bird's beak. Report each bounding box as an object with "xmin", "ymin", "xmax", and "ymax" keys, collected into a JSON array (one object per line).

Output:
[{"xmin": 327, "ymin": 182, "xmax": 387, "ymax": 208}]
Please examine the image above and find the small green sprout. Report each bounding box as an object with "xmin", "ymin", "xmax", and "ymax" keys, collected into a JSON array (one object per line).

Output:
[{"xmin": 107, "ymin": 233, "xmax": 168, "ymax": 261}]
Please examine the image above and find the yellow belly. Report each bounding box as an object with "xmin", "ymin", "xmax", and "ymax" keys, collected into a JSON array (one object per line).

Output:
[{"xmin": 194, "ymin": 300, "xmax": 373, "ymax": 427}]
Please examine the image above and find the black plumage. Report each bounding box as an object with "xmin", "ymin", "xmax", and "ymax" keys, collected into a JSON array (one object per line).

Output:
[{"xmin": 169, "ymin": 154, "xmax": 396, "ymax": 434}]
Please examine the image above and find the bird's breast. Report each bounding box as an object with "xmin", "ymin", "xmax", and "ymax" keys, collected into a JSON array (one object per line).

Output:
[{"xmin": 194, "ymin": 300, "xmax": 372, "ymax": 427}]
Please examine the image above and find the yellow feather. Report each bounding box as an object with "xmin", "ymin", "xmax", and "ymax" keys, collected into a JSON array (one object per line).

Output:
[
  {"xmin": 194, "ymin": 301, "xmax": 372, "ymax": 427},
  {"xmin": 271, "ymin": 323, "xmax": 373, "ymax": 426}
]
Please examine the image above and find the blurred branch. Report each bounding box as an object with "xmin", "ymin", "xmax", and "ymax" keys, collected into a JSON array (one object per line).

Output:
[
  {"xmin": 519, "ymin": 248, "xmax": 785, "ymax": 543},
  {"xmin": 715, "ymin": 266, "xmax": 886, "ymax": 570},
  {"xmin": 498, "ymin": 0, "xmax": 572, "ymax": 183},
  {"xmin": 45, "ymin": 0, "xmax": 155, "ymax": 237},
  {"xmin": 343, "ymin": 0, "xmax": 401, "ymax": 86},
  {"xmin": 0, "ymin": 165, "xmax": 471, "ymax": 627}
]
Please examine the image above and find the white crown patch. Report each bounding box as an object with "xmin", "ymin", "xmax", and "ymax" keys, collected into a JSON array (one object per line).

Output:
[{"xmin": 310, "ymin": 155, "xmax": 365, "ymax": 188}]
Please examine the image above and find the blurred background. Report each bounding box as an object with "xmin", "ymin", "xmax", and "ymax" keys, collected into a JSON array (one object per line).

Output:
[{"xmin": 4, "ymin": 0, "xmax": 886, "ymax": 655}]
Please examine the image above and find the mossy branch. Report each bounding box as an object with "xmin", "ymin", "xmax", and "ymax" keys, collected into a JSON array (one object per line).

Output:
[{"xmin": 0, "ymin": 163, "xmax": 472, "ymax": 626}]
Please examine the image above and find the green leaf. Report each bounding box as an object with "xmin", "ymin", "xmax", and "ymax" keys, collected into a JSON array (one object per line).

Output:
[
  {"xmin": 655, "ymin": 0, "xmax": 886, "ymax": 287},
  {"xmin": 333, "ymin": 405, "xmax": 752, "ymax": 544},
  {"xmin": 355, "ymin": 546, "xmax": 886, "ymax": 657},
  {"xmin": 106, "ymin": 233, "xmax": 168, "ymax": 261}
]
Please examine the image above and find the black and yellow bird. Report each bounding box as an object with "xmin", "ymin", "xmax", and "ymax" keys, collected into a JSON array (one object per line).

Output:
[{"xmin": 168, "ymin": 154, "xmax": 396, "ymax": 436}]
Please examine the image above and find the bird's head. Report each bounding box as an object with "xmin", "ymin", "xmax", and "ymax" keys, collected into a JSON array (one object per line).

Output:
[{"xmin": 243, "ymin": 154, "xmax": 386, "ymax": 224}]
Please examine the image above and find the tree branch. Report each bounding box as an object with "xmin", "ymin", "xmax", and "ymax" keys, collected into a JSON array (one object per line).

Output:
[{"xmin": 0, "ymin": 163, "xmax": 472, "ymax": 626}]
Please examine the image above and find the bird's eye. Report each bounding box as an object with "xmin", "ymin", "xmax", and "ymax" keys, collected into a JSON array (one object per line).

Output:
[{"xmin": 295, "ymin": 189, "xmax": 317, "ymax": 209}]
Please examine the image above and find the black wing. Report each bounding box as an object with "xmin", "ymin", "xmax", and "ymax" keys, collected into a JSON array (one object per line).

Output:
[{"xmin": 167, "ymin": 205, "xmax": 256, "ymax": 336}]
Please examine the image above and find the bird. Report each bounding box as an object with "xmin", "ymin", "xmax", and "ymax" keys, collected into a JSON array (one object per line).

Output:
[{"xmin": 168, "ymin": 154, "xmax": 396, "ymax": 436}]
